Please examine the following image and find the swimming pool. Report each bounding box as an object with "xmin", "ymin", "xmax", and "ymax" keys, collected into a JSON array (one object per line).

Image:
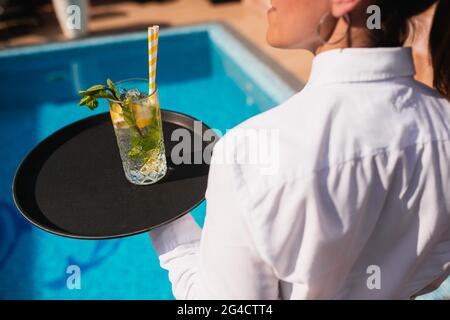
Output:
[
  {"xmin": 0, "ymin": 23, "xmax": 299, "ymax": 299},
  {"xmin": 1, "ymin": 22, "xmax": 448, "ymax": 300}
]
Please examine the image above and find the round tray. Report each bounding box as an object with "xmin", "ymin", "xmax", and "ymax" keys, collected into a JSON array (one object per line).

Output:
[{"xmin": 12, "ymin": 110, "xmax": 218, "ymax": 239}]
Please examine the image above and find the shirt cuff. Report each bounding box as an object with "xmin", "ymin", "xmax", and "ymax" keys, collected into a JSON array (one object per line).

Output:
[{"xmin": 149, "ymin": 213, "xmax": 202, "ymax": 256}]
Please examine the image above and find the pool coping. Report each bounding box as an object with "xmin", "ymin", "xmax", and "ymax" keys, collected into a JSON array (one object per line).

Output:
[{"xmin": 0, "ymin": 22, "xmax": 303, "ymax": 103}]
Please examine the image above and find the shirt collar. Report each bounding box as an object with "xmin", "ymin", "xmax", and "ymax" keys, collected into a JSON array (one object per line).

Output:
[{"xmin": 308, "ymin": 47, "xmax": 416, "ymax": 85}]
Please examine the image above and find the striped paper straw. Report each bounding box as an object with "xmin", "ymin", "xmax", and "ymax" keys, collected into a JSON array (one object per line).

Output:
[{"xmin": 148, "ymin": 25, "xmax": 159, "ymax": 94}]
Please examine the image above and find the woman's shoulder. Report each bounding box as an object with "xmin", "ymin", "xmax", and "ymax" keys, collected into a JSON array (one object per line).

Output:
[
  {"xmin": 230, "ymin": 84, "xmax": 339, "ymax": 132},
  {"xmin": 211, "ymin": 86, "xmax": 344, "ymax": 187},
  {"xmin": 214, "ymin": 77, "xmax": 450, "ymax": 196}
]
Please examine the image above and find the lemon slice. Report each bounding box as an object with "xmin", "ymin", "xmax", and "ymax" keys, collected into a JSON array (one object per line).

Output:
[
  {"xmin": 110, "ymin": 103, "xmax": 122, "ymax": 113},
  {"xmin": 110, "ymin": 110, "xmax": 124, "ymax": 123},
  {"xmin": 109, "ymin": 103, "xmax": 127, "ymax": 128},
  {"xmin": 132, "ymin": 103, "xmax": 152, "ymax": 129},
  {"xmin": 114, "ymin": 121, "xmax": 129, "ymax": 129}
]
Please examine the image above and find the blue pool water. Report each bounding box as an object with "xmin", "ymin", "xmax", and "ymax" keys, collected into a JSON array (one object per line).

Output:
[
  {"xmin": 0, "ymin": 23, "xmax": 296, "ymax": 299},
  {"xmin": 1, "ymin": 23, "xmax": 448, "ymax": 300}
]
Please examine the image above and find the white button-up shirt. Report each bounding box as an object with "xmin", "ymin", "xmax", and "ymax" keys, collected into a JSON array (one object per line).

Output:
[{"xmin": 150, "ymin": 47, "xmax": 450, "ymax": 299}]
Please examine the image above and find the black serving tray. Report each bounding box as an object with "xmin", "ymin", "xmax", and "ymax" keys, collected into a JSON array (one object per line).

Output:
[{"xmin": 12, "ymin": 110, "xmax": 219, "ymax": 239}]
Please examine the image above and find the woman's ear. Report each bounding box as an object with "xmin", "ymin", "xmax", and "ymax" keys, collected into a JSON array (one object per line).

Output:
[{"xmin": 331, "ymin": 0, "xmax": 361, "ymax": 18}]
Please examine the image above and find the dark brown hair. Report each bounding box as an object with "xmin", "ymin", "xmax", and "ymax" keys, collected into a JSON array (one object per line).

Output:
[{"xmin": 370, "ymin": 0, "xmax": 450, "ymax": 99}]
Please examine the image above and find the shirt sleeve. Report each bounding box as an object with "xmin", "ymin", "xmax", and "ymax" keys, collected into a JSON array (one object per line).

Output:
[{"xmin": 149, "ymin": 142, "xmax": 279, "ymax": 299}]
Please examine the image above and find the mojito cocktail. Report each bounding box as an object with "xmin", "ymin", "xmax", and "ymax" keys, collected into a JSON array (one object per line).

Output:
[
  {"xmin": 78, "ymin": 26, "xmax": 166, "ymax": 185},
  {"xmin": 108, "ymin": 79, "xmax": 167, "ymax": 185}
]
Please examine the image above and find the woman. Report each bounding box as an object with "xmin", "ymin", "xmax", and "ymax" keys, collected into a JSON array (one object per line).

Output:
[{"xmin": 150, "ymin": 0, "xmax": 450, "ymax": 299}]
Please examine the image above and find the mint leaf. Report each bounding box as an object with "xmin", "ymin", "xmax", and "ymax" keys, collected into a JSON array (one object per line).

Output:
[
  {"xmin": 128, "ymin": 144, "xmax": 143, "ymax": 159},
  {"xmin": 121, "ymin": 97, "xmax": 135, "ymax": 127},
  {"xmin": 79, "ymin": 80, "xmax": 119, "ymax": 110},
  {"xmin": 86, "ymin": 84, "xmax": 105, "ymax": 92},
  {"xmin": 86, "ymin": 100, "xmax": 98, "ymax": 110},
  {"xmin": 79, "ymin": 95, "xmax": 92, "ymax": 106},
  {"xmin": 95, "ymin": 91, "xmax": 116, "ymax": 100},
  {"xmin": 107, "ymin": 79, "xmax": 120, "ymax": 100}
]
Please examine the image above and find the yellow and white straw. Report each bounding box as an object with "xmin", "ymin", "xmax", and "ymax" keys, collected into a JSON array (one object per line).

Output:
[{"xmin": 148, "ymin": 25, "xmax": 159, "ymax": 94}]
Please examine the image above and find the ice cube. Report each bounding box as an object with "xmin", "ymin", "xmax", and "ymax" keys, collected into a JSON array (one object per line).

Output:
[
  {"xmin": 119, "ymin": 88, "xmax": 128, "ymax": 100},
  {"xmin": 125, "ymin": 89, "xmax": 141, "ymax": 100},
  {"xmin": 119, "ymin": 88, "xmax": 148, "ymax": 101}
]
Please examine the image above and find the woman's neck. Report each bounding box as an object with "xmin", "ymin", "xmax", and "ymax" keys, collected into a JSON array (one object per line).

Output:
[{"xmin": 315, "ymin": 14, "xmax": 375, "ymax": 55}]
